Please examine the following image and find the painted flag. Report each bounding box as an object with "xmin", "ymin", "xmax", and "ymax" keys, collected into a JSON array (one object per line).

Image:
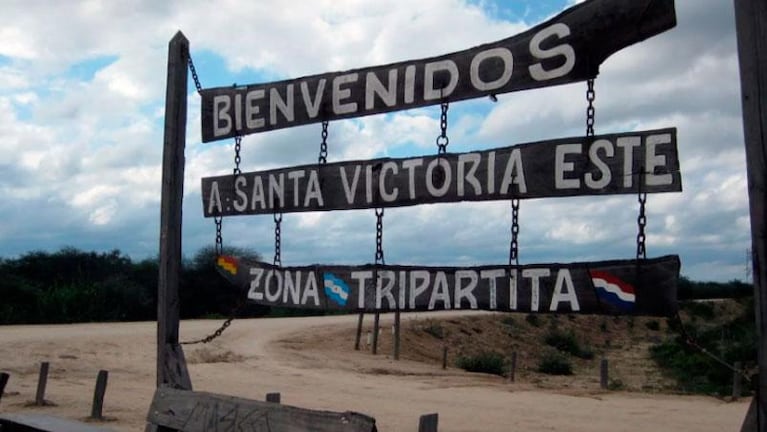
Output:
[
  {"xmin": 217, "ymin": 255, "xmax": 238, "ymax": 275},
  {"xmin": 323, "ymin": 273, "xmax": 350, "ymax": 307},
  {"xmin": 590, "ymin": 270, "xmax": 636, "ymax": 312}
]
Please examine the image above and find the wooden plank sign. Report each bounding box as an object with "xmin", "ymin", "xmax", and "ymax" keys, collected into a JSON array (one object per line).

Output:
[
  {"xmin": 215, "ymin": 255, "xmax": 680, "ymax": 316},
  {"xmin": 147, "ymin": 388, "xmax": 376, "ymax": 432},
  {"xmin": 200, "ymin": 0, "xmax": 676, "ymax": 142},
  {"xmin": 202, "ymin": 128, "xmax": 680, "ymax": 217}
]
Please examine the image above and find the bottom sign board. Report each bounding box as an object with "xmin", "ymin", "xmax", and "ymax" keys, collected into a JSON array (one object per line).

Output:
[{"xmin": 216, "ymin": 255, "xmax": 680, "ymax": 316}]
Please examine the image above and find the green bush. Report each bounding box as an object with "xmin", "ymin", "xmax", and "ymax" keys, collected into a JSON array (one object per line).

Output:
[
  {"xmin": 537, "ymin": 350, "xmax": 573, "ymax": 375},
  {"xmin": 525, "ymin": 314, "xmax": 542, "ymax": 327},
  {"xmin": 544, "ymin": 330, "xmax": 594, "ymax": 359},
  {"xmin": 455, "ymin": 351, "xmax": 506, "ymax": 376},
  {"xmin": 645, "ymin": 320, "xmax": 661, "ymax": 331},
  {"xmin": 422, "ymin": 319, "xmax": 445, "ymax": 339}
]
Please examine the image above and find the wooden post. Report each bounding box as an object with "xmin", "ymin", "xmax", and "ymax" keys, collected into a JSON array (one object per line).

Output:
[
  {"xmin": 733, "ymin": 362, "xmax": 743, "ymax": 401},
  {"xmin": 157, "ymin": 31, "xmax": 192, "ymax": 391},
  {"xmin": 508, "ymin": 352, "xmax": 517, "ymax": 382},
  {"xmin": 600, "ymin": 358, "xmax": 609, "ymax": 390},
  {"xmin": 734, "ymin": 0, "xmax": 767, "ymax": 429},
  {"xmin": 372, "ymin": 312, "xmax": 380, "ymax": 355},
  {"xmin": 0, "ymin": 372, "xmax": 9, "ymax": 405},
  {"xmin": 354, "ymin": 313, "xmax": 364, "ymax": 350},
  {"xmin": 442, "ymin": 346, "xmax": 448, "ymax": 370},
  {"xmin": 90, "ymin": 370, "xmax": 109, "ymax": 419},
  {"xmin": 418, "ymin": 413, "xmax": 439, "ymax": 432},
  {"xmin": 35, "ymin": 362, "xmax": 49, "ymax": 406},
  {"xmin": 266, "ymin": 392, "xmax": 281, "ymax": 404},
  {"xmin": 393, "ymin": 310, "xmax": 401, "ymax": 360}
]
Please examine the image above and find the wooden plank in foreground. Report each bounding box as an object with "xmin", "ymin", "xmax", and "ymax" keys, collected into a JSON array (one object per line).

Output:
[
  {"xmin": 147, "ymin": 388, "xmax": 376, "ymax": 432},
  {"xmin": 215, "ymin": 255, "xmax": 680, "ymax": 316}
]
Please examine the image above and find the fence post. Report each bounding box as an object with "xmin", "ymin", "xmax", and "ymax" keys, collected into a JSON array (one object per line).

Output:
[
  {"xmin": 354, "ymin": 313, "xmax": 364, "ymax": 350},
  {"xmin": 372, "ymin": 312, "xmax": 380, "ymax": 355},
  {"xmin": 508, "ymin": 352, "xmax": 517, "ymax": 382},
  {"xmin": 266, "ymin": 392, "xmax": 281, "ymax": 404},
  {"xmin": 418, "ymin": 413, "xmax": 439, "ymax": 432},
  {"xmin": 393, "ymin": 310, "xmax": 401, "ymax": 360},
  {"xmin": 600, "ymin": 358, "xmax": 609, "ymax": 390},
  {"xmin": 442, "ymin": 346, "xmax": 448, "ymax": 370},
  {"xmin": 733, "ymin": 361, "xmax": 743, "ymax": 400},
  {"xmin": 35, "ymin": 362, "xmax": 49, "ymax": 406},
  {"xmin": 0, "ymin": 372, "xmax": 9, "ymax": 405},
  {"xmin": 90, "ymin": 370, "xmax": 109, "ymax": 419}
]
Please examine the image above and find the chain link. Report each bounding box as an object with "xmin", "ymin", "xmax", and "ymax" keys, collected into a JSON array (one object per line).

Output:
[
  {"xmin": 318, "ymin": 121, "xmax": 329, "ymax": 164},
  {"xmin": 233, "ymin": 135, "xmax": 242, "ymax": 175},
  {"xmin": 509, "ymin": 198, "xmax": 520, "ymax": 267},
  {"xmin": 214, "ymin": 215, "xmax": 223, "ymax": 257},
  {"xmin": 273, "ymin": 211, "xmax": 283, "ymax": 267},
  {"xmin": 187, "ymin": 54, "xmax": 203, "ymax": 94},
  {"xmin": 435, "ymin": 102, "xmax": 449, "ymax": 154},
  {"xmin": 586, "ymin": 79, "xmax": 595, "ymax": 137},
  {"xmin": 637, "ymin": 167, "xmax": 647, "ymax": 259},
  {"xmin": 375, "ymin": 208, "xmax": 385, "ymax": 265}
]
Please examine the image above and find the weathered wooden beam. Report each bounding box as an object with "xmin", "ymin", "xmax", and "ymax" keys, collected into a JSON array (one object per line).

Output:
[
  {"xmin": 372, "ymin": 313, "xmax": 380, "ymax": 355},
  {"xmin": 354, "ymin": 313, "xmax": 364, "ymax": 350},
  {"xmin": 200, "ymin": 0, "xmax": 676, "ymax": 141},
  {"xmin": 147, "ymin": 388, "xmax": 376, "ymax": 432},
  {"xmin": 157, "ymin": 31, "xmax": 192, "ymax": 391},
  {"xmin": 393, "ymin": 310, "xmax": 401, "ymax": 360},
  {"xmin": 734, "ymin": 0, "xmax": 767, "ymax": 429},
  {"xmin": 600, "ymin": 358, "xmax": 609, "ymax": 390}
]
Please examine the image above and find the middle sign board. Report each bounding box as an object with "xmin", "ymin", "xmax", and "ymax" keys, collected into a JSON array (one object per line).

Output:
[{"xmin": 202, "ymin": 127, "xmax": 680, "ymax": 217}]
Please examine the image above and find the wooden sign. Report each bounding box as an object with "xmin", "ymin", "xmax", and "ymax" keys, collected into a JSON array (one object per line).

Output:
[
  {"xmin": 215, "ymin": 255, "xmax": 680, "ymax": 316},
  {"xmin": 199, "ymin": 0, "xmax": 676, "ymax": 142},
  {"xmin": 202, "ymin": 128, "xmax": 680, "ymax": 217}
]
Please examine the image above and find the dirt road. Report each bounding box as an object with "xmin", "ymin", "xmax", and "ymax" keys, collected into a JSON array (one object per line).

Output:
[{"xmin": 0, "ymin": 313, "xmax": 750, "ymax": 431}]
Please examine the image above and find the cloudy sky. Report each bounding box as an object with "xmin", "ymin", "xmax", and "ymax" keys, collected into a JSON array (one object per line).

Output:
[{"xmin": 0, "ymin": 0, "xmax": 750, "ymax": 282}]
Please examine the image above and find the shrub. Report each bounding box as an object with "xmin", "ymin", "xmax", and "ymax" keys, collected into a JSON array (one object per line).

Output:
[
  {"xmin": 538, "ymin": 350, "xmax": 573, "ymax": 375},
  {"xmin": 422, "ymin": 319, "xmax": 445, "ymax": 339},
  {"xmin": 645, "ymin": 320, "xmax": 661, "ymax": 331},
  {"xmin": 455, "ymin": 351, "xmax": 506, "ymax": 376},
  {"xmin": 525, "ymin": 314, "xmax": 542, "ymax": 327},
  {"xmin": 544, "ymin": 330, "xmax": 594, "ymax": 359}
]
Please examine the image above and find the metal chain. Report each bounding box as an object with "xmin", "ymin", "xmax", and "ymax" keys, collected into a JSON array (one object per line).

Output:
[
  {"xmin": 187, "ymin": 54, "xmax": 203, "ymax": 94},
  {"xmin": 214, "ymin": 216, "xmax": 223, "ymax": 257},
  {"xmin": 509, "ymin": 197, "xmax": 520, "ymax": 266},
  {"xmin": 233, "ymin": 135, "xmax": 242, "ymax": 175},
  {"xmin": 586, "ymin": 79, "xmax": 595, "ymax": 137},
  {"xmin": 375, "ymin": 208, "xmax": 385, "ymax": 265},
  {"xmin": 637, "ymin": 168, "xmax": 647, "ymax": 259},
  {"xmin": 180, "ymin": 299, "xmax": 246, "ymax": 345},
  {"xmin": 318, "ymin": 121, "xmax": 329, "ymax": 164},
  {"xmin": 273, "ymin": 212, "xmax": 283, "ymax": 267},
  {"xmin": 435, "ymin": 102, "xmax": 449, "ymax": 154}
]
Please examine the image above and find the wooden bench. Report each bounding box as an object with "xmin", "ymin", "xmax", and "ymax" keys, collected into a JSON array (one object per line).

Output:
[{"xmin": 0, "ymin": 413, "xmax": 116, "ymax": 432}]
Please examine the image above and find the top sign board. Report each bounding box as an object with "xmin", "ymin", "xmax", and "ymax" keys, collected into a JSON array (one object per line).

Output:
[{"xmin": 200, "ymin": 0, "xmax": 676, "ymax": 142}]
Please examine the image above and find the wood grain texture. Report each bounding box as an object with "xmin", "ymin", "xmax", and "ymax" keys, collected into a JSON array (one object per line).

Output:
[
  {"xmin": 147, "ymin": 388, "xmax": 376, "ymax": 432},
  {"xmin": 734, "ymin": 0, "xmax": 767, "ymax": 429}
]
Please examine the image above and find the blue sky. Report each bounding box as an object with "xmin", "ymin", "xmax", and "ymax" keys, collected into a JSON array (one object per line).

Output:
[{"xmin": 0, "ymin": 0, "xmax": 751, "ymax": 282}]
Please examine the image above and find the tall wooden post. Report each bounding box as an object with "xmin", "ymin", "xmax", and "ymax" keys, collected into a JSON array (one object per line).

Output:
[
  {"xmin": 157, "ymin": 31, "xmax": 192, "ymax": 391},
  {"xmin": 393, "ymin": 310, "xmax": 401, "ymax": 360},
  {"xmin": 734, "ymin": 0, "xmax": 767, "ymax": 430}
]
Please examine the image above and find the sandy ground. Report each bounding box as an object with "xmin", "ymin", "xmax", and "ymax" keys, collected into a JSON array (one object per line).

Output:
[{"xmin": 0, "ymin": 312, "xmax": 751, "ymax": 431}]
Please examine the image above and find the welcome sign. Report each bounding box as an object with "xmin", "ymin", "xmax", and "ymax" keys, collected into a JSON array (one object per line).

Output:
[
  {"xmin": 216, "ymin": 255, "xmax": 680, "ymax": 316},
  {"xmin": 202, "ymin": 128, "xmax": 680, "ymax": 216},
  {"xmin": 199, "ymin": 0, "xmax": 676, "ymax": 141}
]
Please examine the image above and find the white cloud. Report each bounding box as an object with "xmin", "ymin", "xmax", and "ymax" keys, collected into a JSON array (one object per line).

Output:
[{"xmin": 0, "ymin": 0, "xmax": 753, "ymax": 283}]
